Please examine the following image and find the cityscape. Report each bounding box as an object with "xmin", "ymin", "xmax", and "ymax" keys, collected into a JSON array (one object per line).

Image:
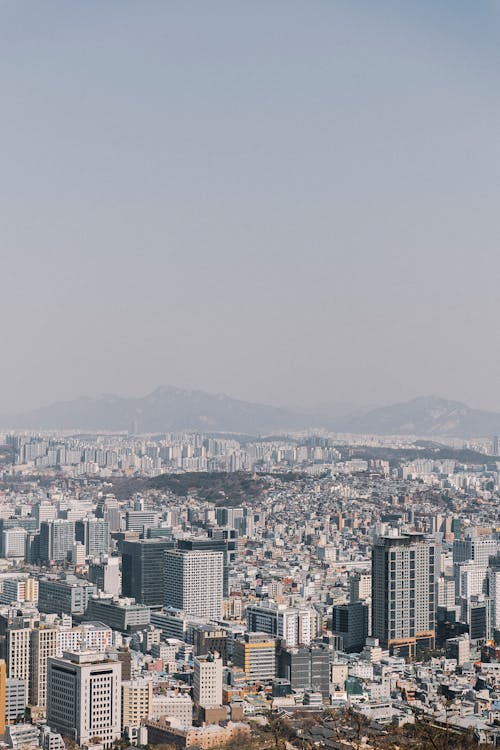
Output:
[
  {"xmin": 2, "ymin": 1, "xmax": 500, "ymax": 749},
  {"xmin": 0, "ymin": 423, "xmax": 498, "ymax": 747}
]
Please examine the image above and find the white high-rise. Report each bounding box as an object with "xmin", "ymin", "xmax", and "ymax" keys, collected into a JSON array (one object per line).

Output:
[
  {"xmin": 47, "ymin": 651, "xmax": 121, "ymax": 748},
  {"xmin": 164, "ymin": 550, "xmax": 223, "ymax": 620},
  {"xmin": 193, "ymin": 654, "xmax": 222, "ymax": 708},
  {"xmin": 246, "ymin": 602, "xmax": 312, "ymax": 647}
]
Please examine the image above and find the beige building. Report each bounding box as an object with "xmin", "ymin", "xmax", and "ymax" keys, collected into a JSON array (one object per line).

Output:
[
  {"xmin": 121, "ymin": 679, "xmax": 153, "ymax": 730},
  {"xmin": 151, "ymin": 691, "xmax": 193, "ymax": 726},
  {"xmin": 30, "ymin": 626, "xmax": 58, "ymax": 708},
  {"xmin": 143, "ymin": 718, "xmax": 250, "ymax": 750},
  {"xmin": 47, "ymin": 651, "xmax": 121, "ymax": 749},
  {"xmin": 5, "ymin": 628, "xmax": 31, "ymax": 702},
  {"xmin": 193, "ymin": 654, "xmax": 222, "ymax": 708}
]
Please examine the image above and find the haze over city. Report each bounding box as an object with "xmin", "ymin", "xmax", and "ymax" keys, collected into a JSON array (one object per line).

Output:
[{"xmin": 2, "ymin": 1, "xmax": 500, "ymax": 416}]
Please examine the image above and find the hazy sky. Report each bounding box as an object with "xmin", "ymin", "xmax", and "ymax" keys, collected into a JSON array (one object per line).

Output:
[{"xmin": 2, "ymin": 0, "xmax": 500, "ymax": 415}]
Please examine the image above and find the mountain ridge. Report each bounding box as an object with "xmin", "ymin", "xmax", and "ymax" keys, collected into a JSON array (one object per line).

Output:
[
  {"xmin": 3, "ymin": 389, "xmax": 500, "ymax": 438},
  {"xmin": 1, "ymin": 385, "xmax": 326, "ymax": 434},
  {"xmin": 337, "ymin": 395, "xmax": 500, "ymax": 438}
]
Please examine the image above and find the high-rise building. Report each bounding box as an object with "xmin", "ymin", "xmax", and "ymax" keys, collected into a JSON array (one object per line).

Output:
[
  {"xmin": 331, "ymin": 602, "xmax": 369, "ymax": 653},
  {"xmin": 277, "ymin": 644, "xmax": 330, "ymax": 698},
  {"xmin": 29, "ymin": 627, "xmax": 58, "ymax": 708},
  {"xmin": 47, "ymin": 651, "xmax": 121, "ymax": 748},
  {"xmin": 75, "ymin": 519, "xmax": 110, "ymax": 557},
  {"xmin": 349, "ymin": 571, "xmax": 372, "ymax": 603},
  {"xmin": 494, "ymin": 436, "xmax": 500, "ymax": 457},
  {"xmin": 2, "ymin": 528, "xmax": 27, "ymax": 560},
  {"xmin": 177, "ymin": 538, "xmax": 229, "ymax": 597},
  {"xmin": 125, "ymin": 511, "xmax": 159, "ymax": 534},
  {"xmin": 232, "ymin": 633, "xmax": 276, "ymax": 682},
  {"xmin": 88, "ymin": 555, "xmax": 121, "ymax": 596},
  {"xmin": 33, "ymin": 503, "xmax": 57, "ymax": 529},
  {"xmin": 164, "ymin": 549, "xmax": 223, "ymax": 620},
  {"xmin": 372, "ymin": 533, "xmax": 435, "ymax": 659},
  {"xmin": 122, "ymin": 539, "xmax": 174, "ymax": 607},
  {"xmin": 453, "ymin": 534, "xmax": 498, "ymax": 567},
  {"xmin": 193, "ymin": 653, "xmax": 222, "ymax": 708},
  {"xmin": 39, "ymin": 520, "xmax": 75, "ymax": 564},
  {"xmin": 246, "ymin": 603, "xmax": 312, "ymax": 647},
  {"xmin": 5, "ymin": 678, "xmax": 26, "ymax": 723},
  {"xmin": 3, "ymin": 627, "xmax": 31, "ymax": 702}
]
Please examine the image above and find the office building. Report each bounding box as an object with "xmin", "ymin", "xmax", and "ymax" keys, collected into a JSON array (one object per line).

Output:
[
  {"xmin": 3, "ymin": 627, "xmax": 31, "ymax": 702},
  {"xmin": 151, "ymin": 691, "xmax": 193, "ymax": 725},
  {"xmin": 246, "ymin": 603, "xmax": 312, "ymax": 647},
  {"xmin": 122, "ymin": 539, "xmax": 174, "ymax": 607},
  {"xmin": 75, "ymin": 519, "xmax": 110, "ymax": 557},
  {"xmin": 1, "ymin": 578, "xmax": 38, "ymax": 605},
  {"xmin": 125, "ymin": 511, "xmax": 159, "ymax": 534},
  {"xmin": 33, "ymin": 503, "xmax": 57, "ymax": 529},
  {"xmin": 56, "ymin": 621, "xmax": 112, "ymax": 656},
  {"xmin": 193, "ymin": 653, "xmax": 223, "ymax": 708},
  {"xmin": 47, "ymin": 651, "xmax": 121, "ymax": 748},
  {"xmin": 38, "ymin": 577, "xmax": 96, "ymax": 617},
  {"xmin": 372, "ymin": 533, "xmax": 435, "ymax": 659},
  {"xmin": 39, "ymin": 725, "xmax": 65, "ymax": 750},
  {"xmin": 453, "ymin": 534, "xmax": 498, "ymax": 567},
  {"xmin": 332, "ymin": 602, "xmax": 369, "ymax": 653},
  {"xmin": 277, "ymin": 644, "xmax": 330, "ymax": 698},
  {"xmin": 178, "ymin": 538, "xmax": 229, "ymax": 597},
  {"xmin": 4, "ymin": 722, "xmax": 39, "ymax": 749},
  {"xmin": 88, "ymin": 555, "xmax": 121, "ymax": 596},
  {"xmin": 86, "ymin": 596, "xmax": 150, "ymax": 632},
  {"xmin": 349, "ymin": 571, "xmax": 372, "ymax": 602},
  {"xmin": 5, "ymin": 678, "xmax": 26, "ymax": 723},
  {"xmin": 39, "ymin": 521, "xmax": 75, "ymax": 564},
  {"xmin": 121, "ymin": 679, "xmax": 153, "ymax": 729},
  {"xmin": 30, "ymin": 626, "xmax": 58, "ymax": 708},
  {"xmin": 232, "ymin": 633, "xmax": 276, "ymax": 682},
  {"xmin": 2, "ymin": 528, "xmax": 26, "ymax": 560},
  {"xmin": 164, "ymin": 549, "xmax": 223, "ymax": 620}
]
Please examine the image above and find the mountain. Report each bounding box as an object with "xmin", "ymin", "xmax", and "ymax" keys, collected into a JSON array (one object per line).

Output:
[
  {"xmin": 339, "ymin": 396, "xmax": 500, "ymax": 438},
  {"xmin": 2, "ymin": 386, "xmax": 327, "ymax": 434},
  {"xmin": 4, "ymin": 390, "xmax": 500, "ymax": 438}
]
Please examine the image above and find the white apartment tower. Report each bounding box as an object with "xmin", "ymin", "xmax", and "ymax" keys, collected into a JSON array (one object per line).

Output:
[
  {"xmin": 47, "ymin": 651, "xmax": 121, "ymax": 748},
  {"xmin": 164, "ymin": 550, "xmax": 223, "ymax": 620}
]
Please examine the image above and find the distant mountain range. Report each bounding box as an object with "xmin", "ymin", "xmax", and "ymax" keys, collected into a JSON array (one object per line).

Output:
[
  {"xmin": 3, "ymin": 389, "xmax": 500, "ymax": 438},
  {"xmin": 1, "ymin": 386, "xmax": 324, "ymax": 434},
  {"xmin": 336, "ymin": 395, "xmax": 500, "ymax": 439}
]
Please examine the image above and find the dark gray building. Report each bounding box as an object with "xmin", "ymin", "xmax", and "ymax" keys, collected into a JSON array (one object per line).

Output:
[
  {"xmin": 38, "ymin": 576, "xmax": 96, "ymax": 616},
  {"xmin": 121, "ymin": 538, "xmax": 175, "ymax": 607},
  {"xmin": 331, "ymin": 602, "xmax": 369, "ymax": 653},
  {"xmin": 277, "ymin": 644, "xmax": 330, "ymax": 698}
]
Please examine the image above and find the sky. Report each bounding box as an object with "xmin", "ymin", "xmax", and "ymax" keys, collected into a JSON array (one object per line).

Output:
[{"xmin": 1, "ymin": 0, "xmax": 500, "ymax": 416}]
